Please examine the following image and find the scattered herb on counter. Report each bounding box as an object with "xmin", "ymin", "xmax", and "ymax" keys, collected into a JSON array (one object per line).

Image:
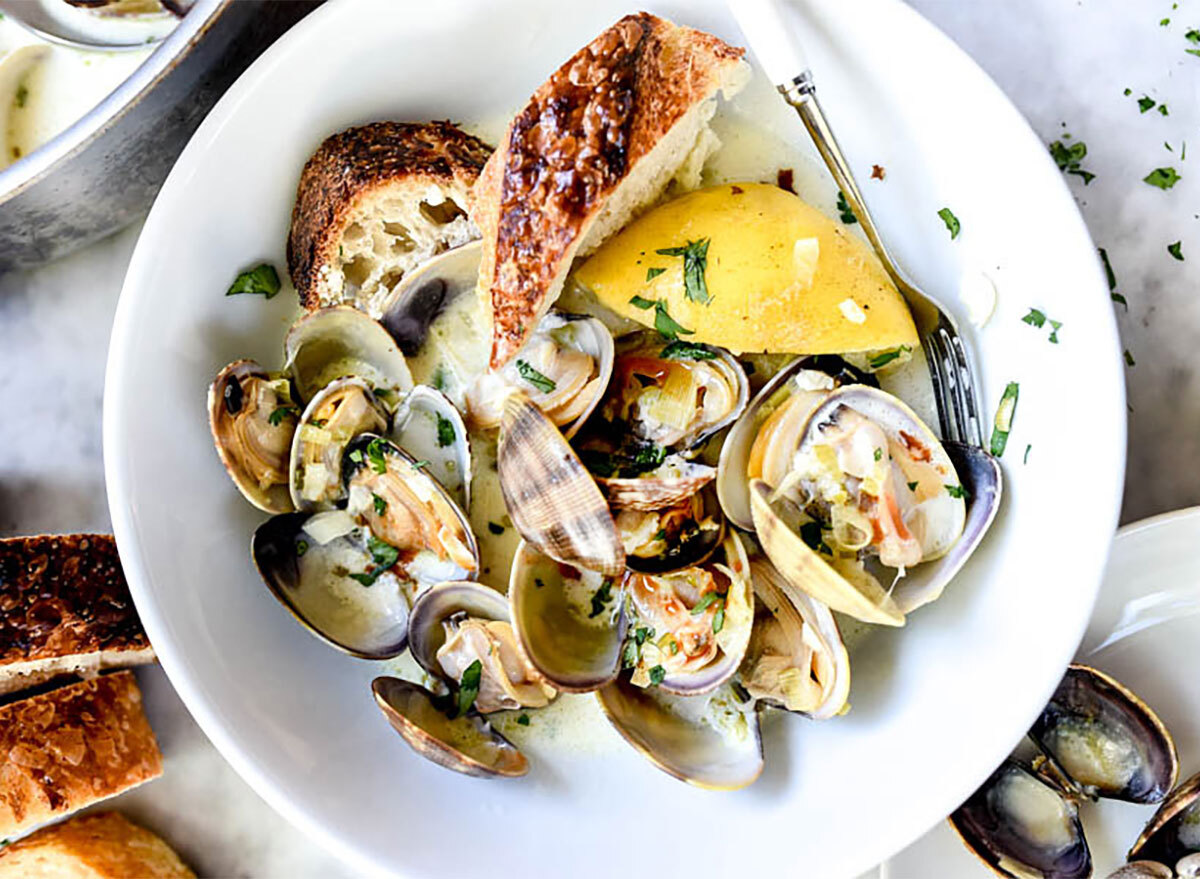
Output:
[
  {"xmin": 869, "ymin": 345, "xmax": 911, "ymax": 369},
  {"xmin": 1048, "ymin": 140, "xmax": 1095, "ymax": 185},
  {"xmin": 296, "ymin": 539, "xmax": 309, "ymax": 557},
  {"xmin": 989, "ymin": 381, "xmax": 1020, "ymax": 457},
  {"xmin": 937, "ymin": 207, "xmax": 961, "ymax": 239},
  {"xmin": 372, "ymin": 493, "xmax": 388, "ymax": 515},
  {"xmin": 225, "ymin": 263, "xmax": 281, "ymax": 299},
  {"xmin": 1144, "ymin": 167, "xmax": 1182, "ymax": 189},
  {"xmin": 456, "ymin": 660, "xmax": 482, "ymax": 717},
  {"xmin": 268, "ymin": 405, "xmax": 298, "ymax": 426},
  {"xmin": 1138, "ymin": 96, "xmax": 1157, "ymax": 113},
  {"xmin": 1187, "ymin": 28, "xmax": 1200, "ymax": 55},
  {"xmin": 1169, "ymin": 241, "xmax": 1185, "ymax": 261},
  {"xmin": 646, "ymin": 267, "xmax": 666, "ymax": 281},
  {"xmin": 653, "ymin": 300, "xmax": 695, "ymax": 340},
  {"xmin": 487, "ymin": 521, "xmax": 505, "ymax": 535},
  {"xmin": 655, "ymin": 238, "xmax": 712, "ymax": 305},
  {"xmin": 1125, "ymin": 349, "xmax": 1137, "ymax": 367},
  {"xmin": 629, "ymin": 294, "xmax": 656, "ymax": 310},
  {"xmin": 660, "ymin": 340, "xmax": 717, "ymax": 361},
  {"xmin": 1161, "ymin": 16, "xmax": 1171, "ymax": 25},
  {"xmin": 1024, "ymin": 444, "xmax": 1032, "ymax": 465},
  {"xmin": 436, "ymin": 413, "xmax": 456, "ymax": 447},
  {"xmin": 366, "ymin": 437, "xmax": 388, "ymax": 474},
  {"xmin": 945, "ymin": 484, "xmax": 969, "ymax": 499},
  {"xmin": 648, "ymin": 665, "xmax": 666, "ymax": 686},
  {"xmin": 515, "ymin": 359, "xmax": 556, "ymax": 394},
  {"xmin": 517, "ymin": 713, "xmax": 531, "ymax": 726},
  {"xmin": 589, "ymin": 579, "xmax": 615, "ymax": 618},
  {"xmin": 1099, "ymin": 247, "xmax": 1117, "ymax": 290},
  {"xmin": 837, "ymin": 191, "xmax": 858, "ymax": 224}
]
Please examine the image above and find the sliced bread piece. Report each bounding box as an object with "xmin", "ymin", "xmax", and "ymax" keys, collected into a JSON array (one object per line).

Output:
[
  {"xmin": 0, "ymin": 811, "xmax": 193, "ymax": 878},
  {"xmin": 0, "ymin": 534, "xmax": 154, "ymax": 697},
  {"xmin": 287, "ymin": 120, "xmax": 493, "ymax": 317},
  {"xmin": 0, "ymin": 672, "xmax": 162, "ymax": 838},
  {"xmin": 472, "ymin": 12, "xmax": 749, "ymax": 369}
]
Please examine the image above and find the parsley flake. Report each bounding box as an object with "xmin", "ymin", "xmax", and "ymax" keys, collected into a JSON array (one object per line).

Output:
[
  {"xmin": 1022, "ymin": 308, "xmax": 1047, "ymax": 328},
  {"xmin": 1124, "ymin": 349, "xmax": 1136, "ymax": 367},
  {"xmin": 589, "ymin": 579, "xmax": 615, "ymax": 618},
  {"xmin": 436, "ymin": 414, "xmax": 456, "ymax": 447},
  {"xmin": 653, "ymin": 300, "xmax": 695, "ymax": 340},
  {"xmin": 517, "ymin": 713, "xmax": 531, "ymax": 726},
  {"xmin": 836, "ymin": 191, "xmax": 858, "ymax": 224},
  {"xmin": 937, "ymin": 207, "xmax": 961, "ymax": 239},
  {"xmin": 1169, "ymin": 241, "xmax": 1185, "ymax": 261},
  {"xmin": 366, "ymin": 438, "xmax": 389, "ymax": 474},
  {"xmin": 1144, "ymin": 167, "xmax": 1182, "ymax": 189},
  {"xmin": 267, "ymin": 405, "xmax": 298, "ymax": 426},
  {"xmin": 660, "ymin": 340, "xmax": 717, "ymax": 361},
  {"xmin": 629, "ymin": 295, "xmax": 656, "ymax": 310},
  {"xmin": 225, "ymin": 263, "xmax": 281, "ymax": 299},
  {"xmin": 907, "ymin": 481, "xmax": 919, "ymax": 492},
  {"xmin": 1049, "ymin": 140, "xmax": 1096, "ymax": 185},
  {"xmin": 655, "ymin": 238, "xmax": 712, "ymax": 305},
  {"xmin": 945, "ymin": 484, "xmax": 968, "ymax": 499},
  {"xmin": 372, "ymin": 493, "xmax": 388, "ymax": 515},
  {"xmin": 1138, "ymin": 96, "xmax": 1157, "ymax": 113},
  {"xmin": 868, "ymin": 346, "xmax": 912, "ymax": 369},
  {"xmin": 456, "ymin": 660, "xmax": 482, "ymax": 717},
  {"xmin": 648, "ymin": 665, "xmax": 666, "ymax": 686},
  {"xmin": 515, "ymin": 359, "xmax": 556, "ymax": 394},
  {"xmin": 646, "ymin": 267, "xmax": 666, "ymax": 282}
]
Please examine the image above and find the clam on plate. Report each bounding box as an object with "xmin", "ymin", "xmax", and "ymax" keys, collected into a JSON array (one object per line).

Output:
[{"xmin": 104, "ymin": 0, "xmax": 1124, "ymax": 876}]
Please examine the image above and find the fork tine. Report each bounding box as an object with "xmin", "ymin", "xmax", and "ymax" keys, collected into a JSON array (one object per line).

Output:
[
  {"xmin": 921, "ymin": 333, "xmax": 959, "ymax": 443},
  {"xmin": 947, "ymin": 332, "xmax": 984, "ymax": 447}
]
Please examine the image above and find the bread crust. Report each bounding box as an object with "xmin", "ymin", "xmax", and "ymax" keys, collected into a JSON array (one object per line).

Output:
[
  {"xmin": 473, "ymin": 13, "xmax": 745, "ymax": 368},
  {"xmin": 287, "ymin": 121, "xmax": 493, "ymax": 309},
  {"xmin": 0, "ymin": 811, "xmax": 193, "ymax": 878},
  {"xmin": 0, "ymin": 672, "xmax": 162, "ymax": 838},
  {"xmin": 0, "ymin": 535, "xmax": 153, "ymax": 695}
]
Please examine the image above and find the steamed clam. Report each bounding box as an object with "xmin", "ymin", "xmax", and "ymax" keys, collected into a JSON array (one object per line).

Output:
[
  {"xmin": 208, "ymin": 359, "xmax": 298, "ymax": 513},
  {"xmin": 616, "ymin": 486, "xmax": 724, "ymax": 575},
  {"xmin": 390, "ymin": 385, "xmax": 472, "ymax": 509},
  {"xmin": 284, "ymin": 305, "xmax": 414, "ymax": 403}
]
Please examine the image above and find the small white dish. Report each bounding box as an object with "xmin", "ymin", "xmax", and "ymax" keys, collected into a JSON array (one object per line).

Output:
[
  {"xmin": 103, "ymin": 0, "xmax": 1125, "ymax": 876},
  {"xmin": 884, "ymin": 507, "xmax": 1200, "ymax": 878}
]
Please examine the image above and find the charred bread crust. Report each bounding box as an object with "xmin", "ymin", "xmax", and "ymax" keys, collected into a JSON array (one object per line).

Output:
[
  {"xmin": 474, "ymin": 13, "xmax": 745, "ymax": 368},
  {"xmin": 287, "ymin": 121, "xmax": 493, "ymax": 309},
  {"xmin": 0, "ymin": 535, "xmax": 152, "ymax": 688},
  {"xmin": 0, "ymin": 672, "xmax": 163, "ymax": 837},
  {"xmin": 0, "ymin": 811, "xmax": 194, "ymax": 878}
]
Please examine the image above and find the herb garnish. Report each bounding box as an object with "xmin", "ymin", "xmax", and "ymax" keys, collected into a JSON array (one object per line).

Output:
[
  {"xmin": 436, "ymin": 413, "xmax": 456, "ymax": 447},
  {"xmin": 874, "ymin": 448, "xmax": 883, "ymax": 462},
  {"xmin": 655, "ymin": 239, "xmax": 712, "ymax": 305},
  {"xmin": 937, "ymin": 207, "xmax": 961, "ymax": 239},
  {"xmin": 1048, "ymin": 140, "xmax": 1096, "ymax": 185},
  {"xmin": 989, "ymin": 381, "xmax": 1020, "ymax": 458},
  {"xmin": 653, "ymin": 300, "xmax": 694, "ymax": 340},
  {"xmin": 1024, "ymin": 444, "xmax": 1032, "ymax": 465},
  {"xmin": 366, "ymin": 438, "xmax": 389, "ymax": 474},
  {"xmin": 589, "ymin": 579, "xmax": 615, "ymax": 618},
  {"xmin": 268, "ymin": 405, "xmax": 298, "ymax": 426},
  {"xmin": 907, "ymin": 481, "xmax": 919, "ymax": 492},
  {"xmin": 799, "ymin": 521, "xmax": 830, "ymax": 554},
  {"xmin": 488, "ymin": 521, "xmax": 505, "ymax": 535},
  {"xmin": 1021, "ymin": 308, "xmax": 1062, "ymax": 343},
  {"xmin": 945, "ymin": 484, "xmax": 968, "ymax": 499},
  {"xmin": 660, "ymin": 340, "xmax": 717, "ymax": 361},
  {"xmin": 225, "ymin": 263, "xmax": 281, "ymax": 299},
  {"xmin": 517, "ymin": 713, "xmax": 531, "ymax": 726},
  {"xmin": 1169, "ymin": 241, "xmax": 1185, "ymax": 261},
  {"xmin": 516, "ymin": 359, "xmax": 556, "ymax": 394},
  {"xmin": 1144, "ymin": 167, "xmax": 1181, "ymax": 189},
  {"xmin": 713, "ymin": 603, "xmax": 726, "ymax": 634},
  {"xmin": 1138, "ymin": 96, "xmax": 1157, "ymax": 113},
  {"xmin": 648, "ymin": 665, "xmax": 666, "ymax": 686},
  {"xmin": 1125, "ymin": 349, "xmax": 1136, "ymax": 367},
  {"xmin": 868, "ymin": 346, "xmax": 912, "ymax": 369},
  {"xmin": 622, "ymin": 626, "xmax": 655, "ymax": 668},
  {"xmin": 579, "ymin": 442, "xmax": 666, "ymax": 479},
  {"xmin": 646, "ymin": 267, "xmax": 666, "ymax": 281},
  {"xmin": 629, "ymin": 295, "xmax": 656, "ymax": 310},
  {"xmin": 836, "ymin": 191, "xmax": 857, "ymax": 224},
  {"xmin": 456, "ymin": 660, "xmax": 482, "ymax": 717},
  {"xmin": 372, "ymin": 493, "xmax": 388, "ymax": 515},
  {"xmin": 691, "ymin": 591, "xmax": 726, "ymax": 615}
]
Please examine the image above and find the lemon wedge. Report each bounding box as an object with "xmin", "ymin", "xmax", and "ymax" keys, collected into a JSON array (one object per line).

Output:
[{"xmin": 573, "ymin": 182, "xmax": 919, "ymax": 355}]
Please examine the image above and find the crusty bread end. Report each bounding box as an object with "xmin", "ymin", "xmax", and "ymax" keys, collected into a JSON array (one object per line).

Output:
[{"xmin": 0, "ymin": 811, "xmax": 193, "ymax": 879}]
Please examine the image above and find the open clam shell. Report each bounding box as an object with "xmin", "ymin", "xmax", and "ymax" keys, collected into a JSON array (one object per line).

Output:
[
  {"xmin": 379, "ymin": 241, "xmax": 481, "ymax": 356},
  {"xmin": 467, "ymin": 310, "xmax": 614, "ymax": 441},
  {"xmin": 508, "ymin": 541, "xmax": 627, "ymax": 693},
  {"xmin": 208, "ymin": 359, "xmax": 297, "ymax": 513},
  {"xmin": 251, "ymin": 511, "xmax": 411, "ymax": 659},
  {"xmin": 284, "ymin": 305, "xmax": 414, "ymax": 404},
  {"xmin": 950, "ymin": 759, "xmax": 1091, "ymax": 879},
  {"xmin": 498, "ymin": 390, "xmax": 624, "ymax": 576},
  {"xmin": 741, "ymin": 557, "xmax": 849, "ymax": 719},
  {"xmin": 596, "ymin": 457, "xmax": 716, "ymax": 512},
  {"xmin": 408, "ymin": 581, "xmax": 512, "ymax": 680},
  {"xmin": 390, "ymin": 385, "xmax": 472, "ymax": 509},
  {"xmin": 1030, "ymin": 664, "xmax": 1178, "ymax": 805},
  {"xmin": 372, "ymin": 677, "xmax": 528, "ymax": 778},
  {"xmin": 1128, "ymin": 772, "xmax": 1200, "ymax": 867},
  {"xmin": 595, "ymin": 677, "xmax": 763, "ymax": 791},
  {"xmin": 288, "ymin": 377, "xmax": 389, "ymax": 512},
  {"xmin": 617, "ymin": 485, "xmax": 725, "ymax": 575}
]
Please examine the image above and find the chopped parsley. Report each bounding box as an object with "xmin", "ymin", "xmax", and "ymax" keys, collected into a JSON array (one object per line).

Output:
[
  {"xmin": 372, "ymin": 493, "xmax": 388, "ymax": 515},
  {"xmin": 655, "ymin": 238, "xmax": 712, "ymax": 305},
  {"xmin": 648, "ymin": 665, "xmax": 666, "ymax": 686},
  {"xmin": 1159, "ymin": 104, "xmax": 1170, "ymax": 117},
  {"xmin": 989, "ymin": 381, "xmax": 1020, "ymax": 458},
  {"xmin": 225, "ymin": 263, "xmax": 281, "ymax": 299},
  {"xmin": 1138, "ymin": 95, "xmax": 1157, "ymax": 113},
  {"xmin": 367, "ymin": 535, "xmax": 400, "ymax": 569},
  {"xmin": 1024, "ymin": 444, "xmax": 1032, "ymax": 465},
  {"xmin": 456, "ymin": 660, "xmax": 482, "ymax": 717},
  {"xmin": 836, "ymin": 191, "xmax": 858, "ymax": 224},
  {"xmin": 1048, "ymin": 140, "xmax": 1096, "ymax": 185},
  {"xmin": 653, "ymin": 300, "xmax": 695, "ymax": 340},
  {"xmin": 1048, "ymin": 320, "xmax": 1062, "ymax": 344},
  {"xmin": 1144, "ymin": 167, "xmax": 1181, "ymax": 189},
  {"xmin": 1124, "ymin": 348, "xmax": 1136, "ymax": 367},
  {"xmin": 622, "ymin": 626, "xmax": 655, "ymax": 669},
  {"xmin": 937, "ymin": 207, "xmax": 961, "ymax": 239},
  {"xmin": 799, "ymin": 521, "xmax": 830, "ymax": 554},
  {"xmin": 589, "ymin": 579, "xmax": 615, "ymax": 618},
  {"xmin": 660, "ymin": 340, "xmax": 717, "ymax": 361},
  {"xmin": 645, "ymin": 267, "xmax": 666, "ymax": 282},
  {"xmin": 629, "ymin": 295, "xmax": 656, "ymax": 309},
  {"xmin": 515, "ymin": 359, "xmax": 556, "ymax": 394},
  {"xmin": 435, "ymin": 413, "xmax": 456, "ymax": 447},
  {"xmin": 1022, "ymin": 308, "xmax": 1047, "ymax": 328},
  {"xmin": 869, "ymin": 345, "xmax": 911, "ymax": 369},
  {"xmin": 487, "ymin": 521, "xmax": 505, "ymax": 535},
  {"xmin": 580, "ymin": 442, "xmax": 666, "ymax": 479},
  {"xmin": 516, "ymin": 713, "xmax": 531, "ymax": 726},
  {"xmin": 1099, "ymin": 248, "xmax": 1127, "ymax": 309},
  {"xmin": 348, "ymin": 570, "xmax": 384, "ymax": 587},
  {"xmin": 713, "ymin": 603, "xmax": 726, "ymax": 634},
  {"xmin": 907, "ymin": 481, "xmax": 919, "ymax": 492},
  {"xmin": 690, "ymin": 591, "xmax": 726, "ymax": 615},
  {"xmin": 945, "ymin": 484, "xmax": 968, "ymax": 499},
  {"xmin": 366, "ymin": 438, "xmax": 389, "ymax": 474},
  {"xmin": 267, "ymin": 405, "xmax": 298, "ymax": 426},
  {"xmin": 874, "ymin": 448, "xmax": 883, "ymax": 461},
  {"xmin": 1169, "ymin": 241, "xmax": 1185, "ymax": 261}
]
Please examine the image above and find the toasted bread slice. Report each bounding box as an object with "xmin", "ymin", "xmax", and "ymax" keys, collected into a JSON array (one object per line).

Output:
[
  {"xmin": 0, "ymin": 672, "xmax": 162, "ymax": 838},
  {"xmin": 472, "ymin": 13, "xmax": 748, "ymax": 368},
  {"xmin": 0, "ymin": 811, "xmax": 193, "ymax": 878},
  {"xmin": 0, "ymin": 535, "xmax": 154, "ymax": 697},
  {"xmin": 287, "ymin": 120, "xmax": 493, "ymax": 317}
]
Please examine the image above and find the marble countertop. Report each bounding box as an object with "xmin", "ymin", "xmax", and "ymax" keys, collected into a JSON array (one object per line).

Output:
[{"xmin": 0, "ymin": 1, "xmax": 1194, "ymax": 876}]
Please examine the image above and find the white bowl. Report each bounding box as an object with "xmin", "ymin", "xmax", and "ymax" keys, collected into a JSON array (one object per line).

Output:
[{"xmin": 104, "ymin": 0, "xmax": 1125, "ymax": 876}]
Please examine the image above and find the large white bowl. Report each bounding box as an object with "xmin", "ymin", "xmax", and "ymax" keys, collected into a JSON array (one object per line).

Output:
[{"xmin": 103, "ymin": 0, "xmax": 1126, "ymax": 876}]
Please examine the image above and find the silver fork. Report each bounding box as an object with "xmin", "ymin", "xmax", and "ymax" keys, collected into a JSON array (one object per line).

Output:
[{"xmin": 730, "ymin": 0, "xmax": 1002, "ymax": 590}]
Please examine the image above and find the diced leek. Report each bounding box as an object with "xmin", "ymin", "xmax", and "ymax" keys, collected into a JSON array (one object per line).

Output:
[
  {"xmin": 642, "ymin": 366, "xmax": 697, "ymax": 432},
  {"xmin": 990, "ymin": 381, "xmax": 1020, "ymax": 457},
  {"xmin": 299, "ymin": 424, "xmax": 333, "ymax": 445},
  {"xmin": 301, "ymin": 463, "xmax": 331, "ymax": 501},
  {"xmin": 302, "ymin": 510, "xmax": 357, "ymax": 544}
]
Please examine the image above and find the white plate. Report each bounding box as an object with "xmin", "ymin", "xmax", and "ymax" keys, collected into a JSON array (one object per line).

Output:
[
  {"xmin": 103, "ymin": 0, "xmax": 1125, "ymax": 876},
  {"xmin": 884, "ymin": 507, "xmax": 1200, "ymax": 878}
]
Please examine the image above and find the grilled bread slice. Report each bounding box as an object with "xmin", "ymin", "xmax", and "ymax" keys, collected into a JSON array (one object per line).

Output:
[
  {"xmin": 287, "ymin": 120, "xmax": 493, "ymax": 318},
  {"xmin": 0, "ymin": 672, "xmax": 162, "ymax": 838},
  {"xmin": 472, "ymin": 13, "xmax": 749, "ymax": 369},
  {"xmin": 0, "ymin": 811, "xmax": 193, "ymax": 878},
  {"xmin": 0, "ymin": 534, "xmax": 153, "ymax": 697}
]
